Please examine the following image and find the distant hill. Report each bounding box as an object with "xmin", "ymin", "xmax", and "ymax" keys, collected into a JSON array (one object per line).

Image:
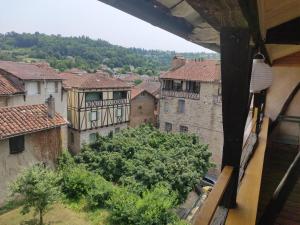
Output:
[{"xmin": 0, "ymin": 32, "xmax": 219, "ymax": 75}]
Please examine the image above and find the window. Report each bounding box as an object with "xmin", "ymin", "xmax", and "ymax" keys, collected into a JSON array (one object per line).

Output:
[
  {"xmin": 46, "ymin": 82, "xmax": 58, "ymax": 94},
  {"xmin": 89, "ymin": 133, "xmax": 97, "ymax": 143},
  {"xmin": 86, "ymin": 92, "xmax": 103, "ymax": 102},
  {"xmin": 113, "ymin": 91, "xmax": 127, "ymax": 100},
  {"xmin": 180, "ymin": 125, "xmax": 188, "ymax": 133},
  {"xmin": 218, "ymin": 86, "xmax": 222, "ymax": 96},
  {"xmin": 163, "ymin": 80, "xmax": 173, "ymax": 90},
  {"xmin": 165, "ymin": 122, "xmax": 172, "ymax": 132},
  {"xmin": 9, "ymin": 135, "xmax": 25, "ymax": 154},
  {"xmin": 186, "ymin": 81, "xmax": 200, "ymax": 93},
  {"xmin": 173, "ymin": 80, "xmax": 183, "ymax": 91},
  {"xmin": 26, "ymin": 82, "xmax": 39, "ymax": 95},
  {"xmin": 178, "ymin": 99, "xmax": 185, "ymax": 113},
  {"xmin": 115, "ymin": 127, "xmax": 120, "ymax": 133},
  {"xmin": 89, "ymin": 111, "xmax": 97, "ymax": 121},
  {"xmin": 116, "ymin": 107, "xmax": 123, "ymax": 118},
  {"xmin": 70, "ymin": 132, "xmax": 74, "ymax": 144},
  {"xmin": 164, "ymin": 102, "xmax": 169, "ymax": 113}
]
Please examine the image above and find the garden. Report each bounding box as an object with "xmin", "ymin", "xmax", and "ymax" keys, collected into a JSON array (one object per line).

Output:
[{"xmin": 0, "ymin": 125, "xmax": 212, "ymax": 225}]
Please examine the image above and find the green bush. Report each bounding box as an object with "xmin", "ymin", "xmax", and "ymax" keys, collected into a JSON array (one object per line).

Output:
[
  {"xmin": 86, "ymin": 176, "xmax": 115, "ymax": 209},
  {"xmin": 107, "ymin": 184, "xmax": 182, "ymax": 225}
]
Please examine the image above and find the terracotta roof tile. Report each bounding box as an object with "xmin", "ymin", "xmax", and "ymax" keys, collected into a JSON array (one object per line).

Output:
[
  {"xmin": 0, "ymin": 61, "xmax": 62, "ymax": 80},
  {"xmin": 131, "ymin": 86, "xmax": 155, "ymax": 100},
  {"xmin": 160, "ymin": 60, "xmax": 221, "ymax": 82},
  {"xmin": 0, "ymin": 73, "xmax": 24, "ymax": 95},
  {"xmin": 136, "ymin": 81, "xmax": 160, "ymax": 96},
  {"xmin": 0, "ymin": 104, "xmax": 67, "ymax": 140},
  {"xmin": 59, "ymin": 72, "xmax": 131, "ymax": 89}
]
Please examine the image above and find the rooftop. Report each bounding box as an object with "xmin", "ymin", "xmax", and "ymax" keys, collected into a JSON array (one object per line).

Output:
[
  {"xmin": 136, "ymin": 80, "xmax": 160, "ymax": 97},
  {"xmin": 0, "ymin": 61, "xmax": 62, "ymax": 80},
  {"xmin": 0, "ymin": 73, "xmax": 24, "ymax": 96},
  {"xmin": 59, "ymin": 72, "xmax": 131, "ymax": 90},
  {"xmin": 160, "ymin": 59, "xmax": 220, "ymax": 82},
  {"xmin": 59, "ymin": 72, "xmax": 130, "ymax": 89},
  {"xmin": 0, "ymin": 104, "xmax": 67, "ymax": 140}
]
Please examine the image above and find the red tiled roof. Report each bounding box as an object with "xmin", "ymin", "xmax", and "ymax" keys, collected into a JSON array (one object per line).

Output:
[
  {"xmin": 0, "ymin": 61, "xmax": 62, "ymax": 80},
  {"xmin": 160, "ymin": 60, "xmax": 221, "ymax": 82},
  {"xmin": 59, "ymin": 72, "xmax": 131, "ymax": 89},
  {"xmin": 131, "ymin": 86, "xmax": 155, "ymax": 100},
  {"xmin": 0, "ymin": 73, "xmax": 24, "ymax": 95},
  {"xmin": 0, "ymin": 104, "xmax": 67, "ymax": 140},
  {"xmin": 136, "ymin": 81, "xmax": 160, "ymax": 96}
]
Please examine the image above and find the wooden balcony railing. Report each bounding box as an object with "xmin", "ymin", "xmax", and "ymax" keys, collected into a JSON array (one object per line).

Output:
[
  {"xmin": 193, "ymin": 117, "xmax": 269, "ymax": 225},
  {"xmin": 85, "ymin": 98, "xmax": 129, "ymax": 108},
  {"xmin": 161, "ymin": 90, "xmax": 200, "ymax": 99},
  {"xmin": 193, "ymin": 166, "xmax": 234, "ymax": 225}
]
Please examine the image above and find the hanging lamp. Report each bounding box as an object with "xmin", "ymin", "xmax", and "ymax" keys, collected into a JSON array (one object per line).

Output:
[{"xmin": 250, "ymin": 53, "xmax": 273, "ymax": 93}]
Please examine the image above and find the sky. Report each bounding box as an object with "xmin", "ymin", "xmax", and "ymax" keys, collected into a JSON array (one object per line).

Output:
[{"xmin": 0, "ymin": 0, "xmax": 213, "ymax": 53}]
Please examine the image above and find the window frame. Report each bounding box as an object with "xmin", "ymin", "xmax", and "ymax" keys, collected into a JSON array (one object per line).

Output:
[
  {"xmin": 178, "ymin": 99, "xmax": 185, "ymax": 113},
  {"xmin": 89, "ymin": 133, "xmax": 97, "ymax": 143},
  {"xmin": 113, "ymin": 91, "xmax": 127, "ymax": 100},
  {"xmin": 165, "ymin": 122, "xmax": 172, "ymax": 132},
  {"xmin": 9, "ymin": 135, "xmax": 25, "ymax": 154},
  {"xmin": 85, "ymin": 92, "xmax": 103, "ymax": 102},
  {"xmin": 89, "ymin": 111, "xmax": 98, "ymax": 121},
  {"xmin": 179, "ymin": 125, "xmax": 188, "ymax": 133}
]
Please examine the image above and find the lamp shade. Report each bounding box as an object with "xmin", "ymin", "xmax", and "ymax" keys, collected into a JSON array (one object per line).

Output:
[{"xmin": 250, "ymin": 59, "xmax": 273, "ymax": 93}]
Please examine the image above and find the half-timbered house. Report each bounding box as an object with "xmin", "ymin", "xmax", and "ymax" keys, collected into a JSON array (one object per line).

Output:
[
  {"xmin": 98, "ymin": 1, "xmax": 300, "ymax": 224},
  {"xmin": 59, "ymin": 71, "xmax": 131, "ymax": 153}
]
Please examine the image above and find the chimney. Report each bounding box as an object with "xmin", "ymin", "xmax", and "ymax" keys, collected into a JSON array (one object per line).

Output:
[
  {"xmin": 46, "ymin": 95, "xmax": 55, "ymax": 118},
  {"xmin": 171, "ymin": 55, "xmax": 185, "ymax": 70}
]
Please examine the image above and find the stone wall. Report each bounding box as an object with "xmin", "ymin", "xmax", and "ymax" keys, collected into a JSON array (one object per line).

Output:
[
  {"xmin": 159, "ymin": 82, "xmax": 223, "ymax": 177},
  {"xmin": 0, "ymin": 127, "xmax": 64, "ymax": 205},
  {"xmin": 130, "ymin": 92, "xmax": 156, "ymax": 127},
  {"xmin": 68, "ymin": 123, "xmax": 128, "ymax": 154}
]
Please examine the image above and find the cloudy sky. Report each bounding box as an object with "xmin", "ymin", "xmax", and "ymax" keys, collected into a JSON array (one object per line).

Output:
[{"xmin": 0, "ymin": 0, "xmax": 212, "ymax": 53}]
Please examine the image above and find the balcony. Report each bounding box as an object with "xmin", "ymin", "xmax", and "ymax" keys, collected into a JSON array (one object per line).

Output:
[
  {"xmin": 161, "ymin": 89, "xmax": 200, "ymax": 100},
  {"xmin": 193, "ymin": 117, "xmax": 269, "ymax": 225},
  {"xmin": 85, "ymin": 98, "xmax": 129, "ymax": 108}
]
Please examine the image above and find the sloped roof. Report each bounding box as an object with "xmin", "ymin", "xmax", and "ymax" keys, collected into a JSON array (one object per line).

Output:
[
  {"xmin": 0, "ymin": 73, "xmax": 24, "ymax": 96},
  {"xmin": 131, "ymin": 86, "xmax": 155, "ymax": 100},
  {"xmin": 136, "ymin": 81, "xmax": 160, "ymax": 96},
  {"xmin": 0, "ymin": 104, "xmax": 67, "ymax": 140},
  {"xmin": 59, "ymin": 72, "xmax": 131, "ymax": 90},
  {"xmin": 0, "ymin": 61, "xmax": 62, "ymax": 80},
  {"xmin": 160, "ymin": 60, "xmax": 220, "ymax": 82}
]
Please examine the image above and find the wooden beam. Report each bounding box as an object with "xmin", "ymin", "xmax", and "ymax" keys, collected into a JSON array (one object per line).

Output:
[
  {"xmin": 238, "ymin": 0, "xmax": 271, "ymax": 64},
  {"xmin": 266, "ymin": 17, "xmax": 300, "ymax": 44},
  {"xmin": 220, "ymin": 27, "xmax": 252, "ymax": 208},
  {"xmin": 185, "ymin": 0, "xmax": 248, "ymax": 30},
  {"xmin": 194, "ymin": 166, "xmax": 234, "ymax": 225},
  {"xmin": 259, "ymin": 150, "xmax": 300, "ymax": 225}
]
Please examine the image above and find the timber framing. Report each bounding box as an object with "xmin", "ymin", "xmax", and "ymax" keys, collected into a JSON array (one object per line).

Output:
[{"xmin": 220, "ymin": 27, "xmax": 253, "ymax": 208}]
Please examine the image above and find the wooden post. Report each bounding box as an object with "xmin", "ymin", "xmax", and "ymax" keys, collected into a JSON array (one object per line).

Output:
[{"xmin": 220, "ymin": 27, "xmax": 253, "ymax": 208}]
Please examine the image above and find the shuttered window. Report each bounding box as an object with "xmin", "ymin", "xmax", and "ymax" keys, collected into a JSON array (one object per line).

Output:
[
  {"xmin": 47, "ymin": 82, "xmax": 56, "ymax": 94},
  {"xmin": 26, "ymin": 82, "xmax": 39, "ymax": 95},
  {"xmin": 9, "ymin": 135, "xmax": 25, "ymax": 154},
  {"xmin": 89, "ymin": 111, "xmax": 97, "ymax": 121},
  {"xmin": 178, "ymin": 99, "xmax": 185, "ymax": 113}
]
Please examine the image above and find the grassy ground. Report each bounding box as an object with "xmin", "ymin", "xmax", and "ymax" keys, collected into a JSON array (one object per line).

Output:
[{"xmin": 0, "ymin": 203, "xmax": 109, "ymax": 225}]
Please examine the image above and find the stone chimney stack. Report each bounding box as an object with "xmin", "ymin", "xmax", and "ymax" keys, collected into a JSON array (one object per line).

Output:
[
  {"xmin": 171, "ymin": 55, "xmax": 185, "ymax": 70},
  {"xmin": 46, "ymin": 95, "xmax": 55, "ymax": 118}
]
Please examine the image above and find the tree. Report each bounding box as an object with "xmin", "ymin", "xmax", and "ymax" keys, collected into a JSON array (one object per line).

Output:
[
  {"xmin": 76, "ymin": 125, "xmax": 212, "ymax": 202},
  {"xmin": 10, "ymin": 164, "xmax": 61, "ymax": 225}
]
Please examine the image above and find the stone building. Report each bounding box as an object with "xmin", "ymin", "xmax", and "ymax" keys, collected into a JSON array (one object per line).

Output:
[
  {"xmin": 0, "ymin": 61, "xmax": 68, "ymax": 204},
  {"xmin": 159, "ymin": 57, "xmax": 222, "ymax": 176},
  {"xmin": 59, "ymin": 71, "xmax": 131, "ymax": 154},
  {"xmin": 130, "ymin": 86, "xmax": 157, "ymax": 127}
]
